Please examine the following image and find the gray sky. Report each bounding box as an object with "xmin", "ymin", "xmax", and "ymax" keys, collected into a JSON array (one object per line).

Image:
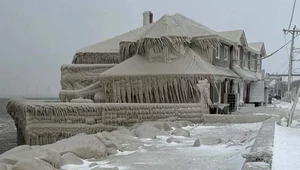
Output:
[{"xmin": 0, "ymin": 0, "xmax": 299, "ymax": 97}]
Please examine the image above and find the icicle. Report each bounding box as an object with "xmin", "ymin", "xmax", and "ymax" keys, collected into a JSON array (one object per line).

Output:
[
  {"xmin": 158, "ymin": 77, "xmax": 165, "ymax": 102},
  {"xmin": 163, "ymin": 80, "xmax": 169, "ymax": 103},
  {"xmin": 177, "ymin": 77, "xmax": 184, "ymax": 103},
  {"xmin": 115, "ymin": 81, "xmax": 121, "ymax": 103},
  {"xmin": 138, "ymin": 79, "xmax": 144, "ymax": 103},
  {"xmin": 174, "ymin": 78, "xmax": 180, "ymax": 103},
  {"xmin": 120, "ymin": 79, "xmax": 126, "ymax": 103},
  {"xmin": 167, "ymin": 78, "xmax": 174, "ymax": 103},
  {"xmin": 144, "ymin": 77, "xmax": 150, "ymax": 103},
  {"xmin": 152, "ymin": 77, "xmax": 160, "ymax": 103},
  {"xmin": 125, "ymin": 77, "xmax": 131, "ymax": 103},
  {"xmin": 112, "ymin": 81, "xmax": 117, "ymax": 102},
  {"xmin": 180, "ymin": 78, "xmax": 187, "ymax": 102}
]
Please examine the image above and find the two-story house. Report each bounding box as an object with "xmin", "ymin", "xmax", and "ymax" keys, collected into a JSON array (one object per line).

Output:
[{"xmin": 218, "ymin": 30, "xmax": 266, "ymax": 106}]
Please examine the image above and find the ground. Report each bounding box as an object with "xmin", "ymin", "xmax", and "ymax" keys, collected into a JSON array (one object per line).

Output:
[
  {"xmin": 62, "ymin": 123, "xmax": 261, "ymax": 170},
  {"xmin": 272, "ymin": 124, "xmax": 300, "ymax": 170},
  {"xmin": 2, "ymin": 98, "xmax": 300, "ymax": 169},
  {"xmin": 270, "ymin": 99, "xmax": 300, "ymax": 170}
]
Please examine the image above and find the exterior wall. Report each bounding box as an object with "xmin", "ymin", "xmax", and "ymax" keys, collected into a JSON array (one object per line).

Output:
[
  {"xmin": 190, "ymin": 45, "xmax": 211, "ymax": 61},
  {"xmin": 73, "ymin": 52, "xmax": 120, "ymax": 64},
  {"xmin": 61, "ymin": 64, "xmax": 116, "ymax": 90},
  {"xmin": 212, "ymin": 44, "xmax": 230, "ymax": 67}
]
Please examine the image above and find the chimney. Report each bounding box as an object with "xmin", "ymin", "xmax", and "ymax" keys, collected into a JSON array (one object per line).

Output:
[{"xmin": 143, "ymin": 11, "xmax": 153, "ymax": 26}]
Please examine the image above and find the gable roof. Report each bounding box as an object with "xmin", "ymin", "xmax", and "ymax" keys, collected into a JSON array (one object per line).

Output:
[
  {"xmin": 218, "ymin": 30, "xmax": 248, "ymax": 47},
  {"xmin": 249, "ymin": 42, "xmax": 266, "ymax": 56}
]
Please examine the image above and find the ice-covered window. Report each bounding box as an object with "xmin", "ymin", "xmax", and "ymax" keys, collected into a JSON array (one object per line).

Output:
[
  {"xmin": 213, "ymin": 46, "xmax": 220, "ymax": 59},
  {"xmin": 224, "ymin": 46, "xmax": 229, "ymax": 61}
]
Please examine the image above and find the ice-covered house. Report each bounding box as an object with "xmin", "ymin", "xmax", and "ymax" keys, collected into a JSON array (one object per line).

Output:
[
  {"xmin": 7, "ymin": 12, "xmax": 269, "ymax": 146},
  {"xmin": 60, "ymin": 12, "xmax": 266, "ymax": 112},
  {"xmin": 218, "ymin": 30, "xmax": 266, "ymax": 106}
]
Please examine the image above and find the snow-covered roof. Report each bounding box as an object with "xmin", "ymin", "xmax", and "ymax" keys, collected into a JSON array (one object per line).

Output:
[
  {"xmin": 219, "ymin": 30, "xmax": 266, "ymax": 55},
  {"xmin": 100, "ymin": 48, "xmax": 239, "ymax": 79},
  {"xmin": 218, "ymin": 30, "xmax": 248, "ymax": 47},
  {"xmin": 76, "ymin": 13, "xmax": 267, "ymax": 57},
  {"xmin": 77, "ymin": 24, "xmax": 153, "ymax": 53},
  {"xmin": 232, "ymin": 67, "xmax": 259, "ymax": 81},
  {"xmin": 249, "ymin": 42, "xmax": 267, "ymax": 56},
  {"xmin": 77, "ymin": 13, "xmax": 225, "ymax": 54}
]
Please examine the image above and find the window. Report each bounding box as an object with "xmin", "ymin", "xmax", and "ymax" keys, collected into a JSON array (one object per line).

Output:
[
  {"xmin": 235, "ymin": 49, "xmax": 239, "ymax": 66},
  {"xmin": 224, "ymin": 46, "xmax": 229, "ymax": 61},
  {"xmin": 257, "ymin": 55, "xmax": 261, "ymax": 71},
  {"xmin": 239, "ymin": 48, "xmax": 243, "ymax": 67},
  {"xmin": 247, "ymin": 53, "xmax": 251, "ymax": 68},
  {"xmin": 243, "ymin": 52, "xmax": 248, "ymax": 68},
  {"xmin": 213, "ymin": 46, "xmax": 220, "ymax": 59},
  {"xmin": 254, "ymin": 55, "xmax": 258, "ymax": 71}
]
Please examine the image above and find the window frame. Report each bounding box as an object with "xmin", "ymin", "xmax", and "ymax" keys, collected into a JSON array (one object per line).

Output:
[
  {"xmin": 243, "ymin": 52, "xmax": 248, "ymax": 68},
  {"xmin": 224, "ymin": 46, "xmax": 229, "ymax": 61},
  {"xmin": 214, "ymin": 45, "xmax": 220, "ymax": 59}
]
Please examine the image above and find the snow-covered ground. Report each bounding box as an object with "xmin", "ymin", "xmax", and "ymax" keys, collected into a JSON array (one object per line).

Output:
[
  {"xmin": 270, "ymin": 98, "xmax": 300, "ymax": 170},
  {"xmin": 273, "ymin": 125, "xmax": 300, "ymax": 170},
  {"xmin": 270, "ymin": 98, "xmax": 300, "ymax": 111},
  {"xmin": 62, "ymin": 123, "xmax": 262, "ymax": 170}
]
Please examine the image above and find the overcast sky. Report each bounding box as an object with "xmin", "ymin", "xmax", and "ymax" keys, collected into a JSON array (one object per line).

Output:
[{"xmin": 0, "ymin": 0, "xmax": 299, "ymax": 97}]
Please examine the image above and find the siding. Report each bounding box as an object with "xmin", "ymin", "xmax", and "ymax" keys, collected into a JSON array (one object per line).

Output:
[{"xmin": 212, "ymin": 44, "xmax": 230, "ymax": 67}]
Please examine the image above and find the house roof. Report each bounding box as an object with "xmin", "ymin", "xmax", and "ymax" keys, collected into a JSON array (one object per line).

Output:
[
  {"xmin": 134, "ymin": 14, "xmax": 189, "ymax": 39},
  {"xmin": 77, "ymin": 13, "xmax": 224, "ymax": 54},
  {"xmin": 249, "ymin": 42, "xmax": 266, "ymax": 56},
  {"xmin": 232, "ymin": 67, "xmax": 259, "ymax": 81},
  {"xmin": 219, "ymin": 30, "xmax": 266, "ymax": 55},
  {"xmin": 98, "ymin": 14, "xmax": 239, "ymax": 79},
  {"xmin": 100, "ymin": 48, "xmax": 239, "ymax": 79},
  {"xmin": 218, "ymin": 30, "xmax": 249, "ymax": 47},
  {"xmin": 77, "ymin": 23, "xmax": 153, "ymax": 53},
  {"xmin": 249, "ymin": 42, "xmax": 263, "ymax": 50},
  {"xmin": 218, "ymin": 30, "xmax": 244, "ymax": 43}
]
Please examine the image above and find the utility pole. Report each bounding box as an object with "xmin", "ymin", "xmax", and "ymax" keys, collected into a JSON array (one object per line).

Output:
[{"xmin": 283, "ymin": 25, "xmax": 300, "ymax": 94}]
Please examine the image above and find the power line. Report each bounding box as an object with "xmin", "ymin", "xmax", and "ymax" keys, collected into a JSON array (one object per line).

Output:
[
  {"xmin": 284, "ymin": 65, "xmax": 289, "ymax": 74},
  {"xmin": 276, "ymin": 59, "xmax": 289, "ymax": 73}
]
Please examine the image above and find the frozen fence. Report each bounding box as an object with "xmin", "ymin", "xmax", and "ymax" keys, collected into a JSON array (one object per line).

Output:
[{"xmin": 6, "ymin": 98, "xmax": 208, "ymax": 146}]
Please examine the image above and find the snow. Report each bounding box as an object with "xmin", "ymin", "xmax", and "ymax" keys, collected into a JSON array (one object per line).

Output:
[
  {"xmin": 246, "ymin": 162, "xmax": 270, "ymax": 169},
  {"xmin": 280, "ymin": 117, "xmax": 300, "ymax": 128},
  {"xmin": 115, "ymin": 151, "xmax": 136, "ymax": 156},
  {"xmin": 62, "ymin": 123, "xmax": 262, "ymax": 170},
  {"xmin": 270, "ymin": 98, "xmax": 300, "ymax": 110},
  {"xmin": 272, "ymin": 124, "xmax": 300, "ymax": 170},
  {"xmin": 61, "ymin": 160, "xmax": 94, "ymax": 170},
  {"xmin": 252, "ymin": 113, "xmax": 270, "ymax": 116}
]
